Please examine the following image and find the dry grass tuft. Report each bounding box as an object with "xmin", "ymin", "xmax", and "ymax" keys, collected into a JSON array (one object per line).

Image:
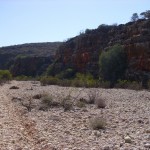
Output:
[
  {"xmin": 41, "ymin": 93, "xmax": 60, "ymax": 108},
  {"xmin": 61, "ymin": 95, "xmax": 73, "ymax": 111},
  {"xmin": 90, "ymin": 116, "xmax": 106, "ymax": 130},
  {"xmin": 95, "ymin": 97, "xmax": 106, "ymax": 108}
]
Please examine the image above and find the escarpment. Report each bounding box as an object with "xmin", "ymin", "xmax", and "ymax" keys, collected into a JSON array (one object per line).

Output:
[{"xmin": 55, "ymin": 19, "xmax": 150, "ymax": 77}]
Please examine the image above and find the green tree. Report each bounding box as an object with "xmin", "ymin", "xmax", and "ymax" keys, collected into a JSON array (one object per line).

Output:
[
  {"xmin": 0, "ymin": 70, "xmax": 12, "ymax": 84},
  {"xmin": 140, "ymin": 10, "xmax": 150, "ymax": 19},
  {"xmin": 131, "ymin": 13, "xmax": 139, "ymax": 22},
  {"xmin": 99, "ymin": 44, "xmax": 127, "ymax": 87}
]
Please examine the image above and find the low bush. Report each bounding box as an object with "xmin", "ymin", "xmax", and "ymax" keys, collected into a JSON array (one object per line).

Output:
[
  {"xmin": 127, "ymin": 81, "xmax": 142, "ymax": 90},
  {"xmin": 57, "ymin": 79, "xmax": 72, "ymax": 87},
  {"xmin": 0, "ymin": 70, "xmax": 12, "ymax": 84},
  {"xmin": 15, "ymin": 75, "xmax": 33, "ymax": 81},
  {"xmin": 115, "ymin": 79, "xmax": 130, "ymax": 89},
  {"xmin": 115, "ymin": 80, "xmax": 142, "ymax": 90},
  {"xmin": 86, "ymin": 89, "xmax": 98, "ymax": 104},
  {"xmin": 71, "ymin": 73, "xmax": 98, "ymax": 88},
  {"xmin": 40, "ymin": 76, "xmax": 59, "ymax": 86},
  {"xmin": 55, "ymin": 68, "xmax": 75, "ymax": 79},
  {"xmin": 40, "ymin": 73, "xmax": 99, "ymax": 88},
  {"xmin": 99, "ymin": 80, "xmax": 110, "ymax": 88},
  {"xmin": 39, "ymin": 73, "xmax": 145, "ymax": 91},
  {"xmin": 95, "ymin": 97, "xmax": 106, "ymax": 108},
  {"xmin": 41, "ymin": 93, "xmax": 60, "ymax": 108},
  {"xmin": 76, "ymin": 100, "xmax": 86, "ymax": 108},
  {"xmin": 148, "ymin": 80, "xmax": 150, "ymax": 89},
  {"xmin": 90, "ymin": 116, "xmax": 106, "ymax": 130},
  {"xmin": 60, "ymin": 95, "xmax": 73, "ymax": 111}
]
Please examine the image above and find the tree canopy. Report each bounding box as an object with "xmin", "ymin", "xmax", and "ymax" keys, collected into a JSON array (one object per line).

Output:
[{"xmin": 99, "ymin": 44, "xmax": 127, "ymax": 87}]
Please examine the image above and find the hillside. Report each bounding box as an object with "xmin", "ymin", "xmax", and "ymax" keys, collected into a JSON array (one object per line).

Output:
[
  {"xmin": 0, "ymin": 42, "xmax": 62, "ymax": 76},
  {"xmin": 0, "ymin": 42, "xmax": 62, "ymax": 57}
]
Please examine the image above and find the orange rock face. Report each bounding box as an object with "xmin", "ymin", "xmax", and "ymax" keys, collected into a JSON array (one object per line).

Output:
[{"xmin": 125, "ymin": 42, "xmax": 150, "ymax": 72}]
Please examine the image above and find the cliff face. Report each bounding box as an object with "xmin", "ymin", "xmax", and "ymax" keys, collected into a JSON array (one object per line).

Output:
[{"xmin": 55, "ymin": 19, "xmax": 150, "ymax": 77}]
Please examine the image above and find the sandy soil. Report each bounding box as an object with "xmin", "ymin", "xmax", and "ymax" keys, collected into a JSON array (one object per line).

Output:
[{"xmin": 0, "ymin": 80, "xmax": 150, "ymax": 150}]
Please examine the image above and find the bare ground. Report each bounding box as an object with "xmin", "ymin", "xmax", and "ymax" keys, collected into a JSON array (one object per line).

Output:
[{"xmin": 0, "ymin": 81, "xmax": 150, "ymax": 150}]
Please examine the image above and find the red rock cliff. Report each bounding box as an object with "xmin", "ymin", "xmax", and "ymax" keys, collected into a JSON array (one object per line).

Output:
[{"xmin": 55, "ymin": 19, "xmax": 150, "ymax": 77}]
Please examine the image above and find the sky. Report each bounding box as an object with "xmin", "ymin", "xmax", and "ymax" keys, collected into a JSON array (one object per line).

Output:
[{"xmin": 0, "ymin": 0, "xmax": 150, "ymax": 47}]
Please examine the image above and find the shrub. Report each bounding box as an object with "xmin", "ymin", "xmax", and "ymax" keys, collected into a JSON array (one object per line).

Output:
[
  {"xmin": 57, "ymin": 79, "xmax": 72, "ymax": 87},
  {"xmin": 115, "ymin": 80, "xmax": 142, "ymax": 90},
  {"xmin": 97, "ymin": 24, "xmax": 110, "ymax": 32},
  {"xmin": 56, "ymin": 68, "xmax": 75, "ymax": 79},
  {"xmin": 115, "ymin": 80, "xmax": 130, "ymax": 89},
  {"xmin": 99, "ymin": 80, "xmax": 110, "ymax": 88},
  {"xmin": 140, "ymin": 10, "xmax": 150, "ymax": 19},
  {"xmin": 21, "ymin": 96, "xmax": 33, "ymax": 112},
  {"xmin": 131, "ymin": 13, "xmax": 139, "ymax": 22},
  {"xmin": 0, "ymin": 70, "xmax": 12, "ymax": 84},
  {"xmin": 15, "ymin": 75, "xmax": 32, "ymax": 81},
  {"xmin": 41, "ymin": 94, "xmax": 59, "ymax": 108},
  {"xmin": 71, "ymin": 79, "xmax": 85, "ymax": 87},
  {"xmin": 148, "ymin": 80, "xmax": 150, "ymax": 89},
  {"xmin": 90, "ymin": 117, "xmax": 106, "ymax": 130},
  {"xmin": 40, "ymin": 76, "xmax": 59, "ymax": 86},
  {"xmin": 127, "ymin": 81, "xmax": 142, "ymax": 90},
  {"xmin": 45, "ymin": 64, "xmax": 55, "ymax": 76},
  {"xmin": 60, "ymin": 95, "xmax": 73, "ymax": 111},
  {"xmin": 86, "ymin": 89, "xmax": 99, "ymax": 104},
  {"xmin": 99, "ymin": 44, "xmax": 127, "ymax": 87},
  {"xmin": 72, "ymin": 73, "xmax": 97, "ymax": 88},
  {"xmin": 76, "ymin": 100, "xmax": 86, "ymax": 108},
  {"xmin": 95, "ymin": 97, "xmax": 106, "ymax": 108}
]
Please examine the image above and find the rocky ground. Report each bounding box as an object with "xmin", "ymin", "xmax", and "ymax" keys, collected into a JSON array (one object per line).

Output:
[{"xmin": 0, "ymin": 80, "xmax": 150, "ymax": 150}]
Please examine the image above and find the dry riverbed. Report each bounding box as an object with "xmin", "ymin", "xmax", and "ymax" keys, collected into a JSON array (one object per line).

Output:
[{"xmin": 0, "ymin": 81, "xmax": 150, "ymax": 150}]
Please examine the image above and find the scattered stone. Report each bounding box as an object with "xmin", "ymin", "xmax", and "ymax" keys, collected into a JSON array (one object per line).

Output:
[
  {"xmin": 124, "ymin": 136, "xmax": 132, "ymax": 143},
  {"xmin": 111, "ymin": 125, "xmax": 117, "ymax": 128},
  {"xmin": 26, "ymin": 87, "xmax": 33, "ymax": 90},
  {"xmin": 94, "ymin": 131, "xmax": 101, "ymax": 137},
  {"xmin": 120, "ymin": 142, "xmax": 124, "ymax": 147},
  {"xmin": 11, "ymin": 97, "xmax": 22, "ymax": 101},
  {"xmin": 144, "ymin": 143, "xmax": 150, "ymax": 148},
  {"xmin": 9, "ymin": 86, "xmax": 19, "ymax": 89},
  {"xmin": 32, "ymin": 94, "xmax": 42, "ymax": 99},
  {"xmin": 103, "ymin": 145, "xmax": 110, "ymax": 150},
  {"xmin": 147, "ymin": 135, "xmax": 150, "ymax": 140},
  {"xmin": 64, "ymin": 130, "xmax": 71, "ymax": 134},
  {"xmin": 145, "ymin": 129, "xmax": 150, "ymax": 133},
  {"xmin": 138, "ymin": 119, "xmax": 144, "ymax": 124}
]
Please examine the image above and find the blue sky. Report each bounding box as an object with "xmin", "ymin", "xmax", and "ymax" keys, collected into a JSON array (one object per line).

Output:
[{"xmin": 0, "ymin": 0, "xmax": 150, "ymax": 47}]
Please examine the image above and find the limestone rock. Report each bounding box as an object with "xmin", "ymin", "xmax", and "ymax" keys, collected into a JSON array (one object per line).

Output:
[{"xmin": 124, "ymin": 136, "xmax": 132, "ymax": 143}]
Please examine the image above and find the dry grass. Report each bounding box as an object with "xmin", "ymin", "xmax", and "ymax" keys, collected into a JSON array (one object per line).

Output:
[
  {"xmin": 76, "ymin": 100, "xmax": 86, "ymax": 108},
  {"xmin": 90, "ymin": 116, "xmax": 106, "ymax": 130},
  {"xmin": 41, "ymin": 93, "xmax": 60, "ymax": 108},
  {"xmin": 60, "ymin": 95, "xmax": 73, "ymax": 111},
  {"xmin": 86, "ymin": 89, "xmax": 99, "ymax": 104},
  {"xmin": 95, "ymin": 97, "xmax": 106, "ymax": 108}
]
